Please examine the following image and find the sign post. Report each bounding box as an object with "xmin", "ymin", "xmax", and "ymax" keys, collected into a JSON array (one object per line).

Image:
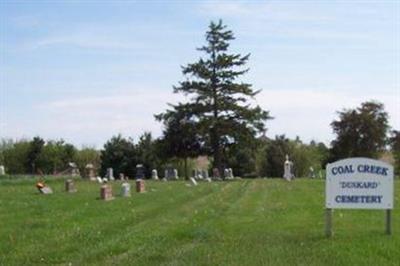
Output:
[
  {"xmin": 325, "ymin": 158, "xmax": 394, "ymax": 236},
  {"xmin": 325, "ymin": 208, "xmax": 333, "ymax": 237},
  {"xmin": 386, "ymin": 209, "xmax": 392, "ymax": 235}
]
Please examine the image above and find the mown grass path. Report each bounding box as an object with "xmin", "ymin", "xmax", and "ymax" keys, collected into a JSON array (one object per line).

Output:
[{"xmin": 0, "ymin": 179, "xmax": 399, "ymax": 265}]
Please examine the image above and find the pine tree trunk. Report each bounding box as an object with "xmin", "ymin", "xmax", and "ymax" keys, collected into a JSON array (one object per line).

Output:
[{"xmin": 184, "ymin": 157, "xmax": 188, "ymax": 180}]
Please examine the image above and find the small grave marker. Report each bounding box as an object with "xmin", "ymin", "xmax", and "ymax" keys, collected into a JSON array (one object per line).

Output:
[
  {"xmin": 65, "ymin": 179, "xmax": 77, "ymax": 193},
  {"xmin": 36, "ymin": 181, "xmax": 53, "ymax": 194},
  {"xmin": 121, "ymin": 182, "xmax": 131, "ymax": 197},
  {"xmin": 100, "ymin": 184, "xmax": 114, "ymax": 201},
  {"xmin": 151, "ymin": 169, "xmax": 159, "ymax": 180},
  {"xmin": 190, "ymin": 177, "xmax": 198, "ymax": 186},
  {"xmin": 0, "ymin": 165, "xmax": 5, "ymax": 175},
  {"xmin": 136, "ymin": 179, "xmax": 145, "ymax": 193}
]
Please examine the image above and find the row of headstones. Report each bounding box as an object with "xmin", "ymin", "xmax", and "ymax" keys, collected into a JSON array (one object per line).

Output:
[
  {"xmin": 37, "ymin": 179, "xmax": 145, "ymax": 200},
  {"xmin": 283, "ymin": 154, "xmax": 323, "ymax": 181},
  {"xmin": 96, "ymin": 166, "xmax": 236, "ymax": 182}
]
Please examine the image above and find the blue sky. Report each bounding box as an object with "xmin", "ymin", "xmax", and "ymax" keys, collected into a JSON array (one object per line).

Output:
[{"xmin": 1, "ymin": 1, "xmax": 399, "ymax": 148}]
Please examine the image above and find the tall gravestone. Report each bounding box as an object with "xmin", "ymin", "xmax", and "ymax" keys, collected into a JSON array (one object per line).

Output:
[
  {"xmin": 136, "ymin": 164, "xmax": 145, "ymax": 180},
  {"xmin": 106, "ymin": 168, "xmax": 115, "ymax": 181},
  {"xmin": 0, "ymin": 165, "xmax": 5, "ymax": 176},
  {"xmin": 283, "ymin": 154, "xmax": 294, "ymax": 181},
  {"xmin": 229, "ymin": 168, "xmax": 234, "ymax": 179}
]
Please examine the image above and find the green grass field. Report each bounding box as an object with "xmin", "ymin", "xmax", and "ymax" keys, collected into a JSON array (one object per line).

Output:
[{"xmin": 0, "ymin": 178, "xmax": 399, "ymax": 265}]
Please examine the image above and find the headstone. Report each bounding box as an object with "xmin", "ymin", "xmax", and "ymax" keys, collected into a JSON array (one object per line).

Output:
[
  {"xmin": 96, "ymin": 176, "xmax": 103, "ymax": 184},
  {"xmin": 229, "ymin": 168, "xmax": 234, "ymax": 179},
  {"xmin": 0, "ymin": 165, "xmax": 5, "ymax": 175},
  {"xmin": 205, "ymin": 177, "xmax": 212, "ymax": 182},
  {"xmin": 164, "ymin": 169, "xmax": 168, "ymax": 179},
  {"xmin": 85, "ymin": 164, "xmax": 96, "ymax": 180},
  {"xmin": 36, "ymin": 182, "xmax": 53, "ymax": 194},
  {"xmin": 65, "ymin": 179, "xmax": 77, "ymax": 193},
  {"xmin": 136, "ymin": 164, "xmax": 145, "ymax": 180},
  {"xmin": 224, "ymin": 168, "xmax": 234, "ymax": 180},
  {"xmin": 100, "ymin": 184, "xmax": 113, "ymax": 200},
  {"xmin": 192, "ymin": 169, "xmax": 203, "ymax": 180},
  {"xmin": 173, "ymin": 169, "xmax": 179, "ymax": 180},
  {"xmin": 121, "ymin": 182, "xmax": 131, "ymax": 197},
  {"xmin": 165, "ymin": 167, "xmax": 178, "ymax": 180},
  {"xmin": 197, "ymin": 169, "xmax": 204, "ymax": 180},
  {"xmin": 202, "ymin": 170, "xmax": 209, "ymax": 179},
  {"xmin": 189, "ymin": 177, "xmax": 198, "ymax": 186},
  {"xmin": 309, "ymin": 166, "xmax": 316, "ymax": 178},
  {"xmin": 40, "ymin": 187, "xmax": 53, "ymax": 194},
  {"xmin": 212, "ymin": 168, "xmax": 220, "ymax": 179},
  {"xmin": 106, "ymin": 168, "xmax": 115, "ymax": 181},
  {"xmin": 119, "ymin": 173, "xmax": 125, "ymax": 181},
  {"xmin": 283, "ymin": 154, "xmax": 294, "ymax": 181},
  {"xmin": 136, "ymin": 179, "xmax": 145, "ymax": 193},
  {"xmin": 224, "ymin": 168, "xmax": 230, "ymax": 178},
  {"xmin": 151, "ymin": 169, "xmax": 159, "ymax": 180},
  {"xmin": 68, "ymin": 162, "xmax": 80, "ymax": 177}
]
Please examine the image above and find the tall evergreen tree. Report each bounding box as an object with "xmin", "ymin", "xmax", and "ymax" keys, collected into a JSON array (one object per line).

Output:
[{"xmin": 157, "ymin": 20, "xmax": 271, "ymax": 173}]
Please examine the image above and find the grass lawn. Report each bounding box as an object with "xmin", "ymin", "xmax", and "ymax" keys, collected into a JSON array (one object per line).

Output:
[{"xmin": 0, "ymin": 178, "xmax": 399, "ymax": 265}]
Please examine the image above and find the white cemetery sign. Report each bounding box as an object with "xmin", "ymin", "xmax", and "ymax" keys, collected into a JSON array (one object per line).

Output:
[{"xmin": 325, "ymin": 157, "xmax": 394, "ymax": 236}]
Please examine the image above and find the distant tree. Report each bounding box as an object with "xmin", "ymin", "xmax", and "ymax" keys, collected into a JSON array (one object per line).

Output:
[
  {"xmin": 26, "ymin": 137, "xmax": 45, "ymax": 174},
  {"xmin": 75, "ymin": 147, "xmax": 100, "ymax": 176},
  {"xmin": 330, "ymin": 101, "xmax": 389, "ymax": 161},
  {"xmin": 390, "ymin": 130, "xmax": 400, "ymax": 175},
  {"xmin": 259, "ymin": 136, "xmax": 329, "ymax": 178},
  {"xmin": 37, "ymin": 140, "xmax": 77, "ymax": 174},
  {"xmin": 100, "ymin": 135, "xmax": 138, "ymax": 177},
  {"xmin": 156, "ymin": 109, "xmax": 203, "ymax": 179},
  {"xmin": 0, "ymin": 138, "xmax": 13, "ymax": 165},
  {"xmin": 262, "ymin": 135, "xmax": 291, "ymax": 177},
  {"xmin": 136, "ymin": 132, "xmax": 162, "ymax": 178},
  {"xmin": 3, "ymin": 140, "xmax": 30, "ymax": 174},
  {"xmin": 156, "ymin": 20, "xmax": 271, "ymax": 174}
]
